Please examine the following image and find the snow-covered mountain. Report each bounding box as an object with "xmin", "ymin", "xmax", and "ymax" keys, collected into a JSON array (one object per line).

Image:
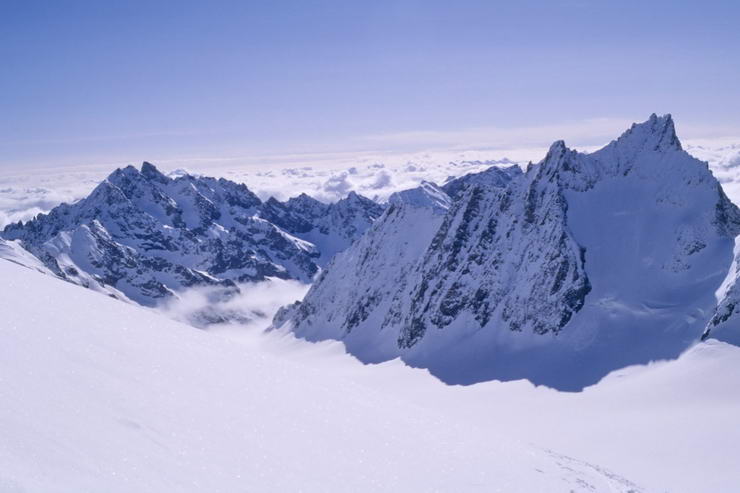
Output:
[
  {"xmin": 275, "ymin": 114, "xmax": 740, "ymax": 390},
  {"xmin": 0, "ymin": 163, "xmax": 382, "ymax": 315}
]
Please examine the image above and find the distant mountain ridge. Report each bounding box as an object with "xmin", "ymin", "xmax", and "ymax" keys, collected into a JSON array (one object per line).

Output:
[
  {"xmin": 274, "ymin": 114, "xmax": 740, "ymax": 389},
  {"xmin": 1, "ymin": 163, "xmax": 383, "ymax": 320}
]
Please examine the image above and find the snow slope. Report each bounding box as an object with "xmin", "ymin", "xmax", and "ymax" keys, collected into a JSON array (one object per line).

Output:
[
  {"xmin": 0, "ymin": 259, "xmax": 648, "ymax": 493},
  {"xmin": 337, "ymin": 338, "xmax": 740, "ymax": 493},
  {"xmin": 3, "ymin": 257, "xmax": 740, "ymax": 492}
]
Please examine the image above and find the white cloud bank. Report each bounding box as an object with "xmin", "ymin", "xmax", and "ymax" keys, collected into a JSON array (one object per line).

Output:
[
  {"xmin": 158, "ymin": 278, "xmax": 310, "ymax": 333},
  {"xmin": 0, "ymin": 167, "xmax": 104, "ymax": 227},
  {"xmin": 2, "ymin": 122, "xmax": 740, "ymax": 227}
]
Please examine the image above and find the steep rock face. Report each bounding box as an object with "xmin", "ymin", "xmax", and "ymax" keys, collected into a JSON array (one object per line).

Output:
[
  {"xmin": 276, "ymin": 115, "xmax": 740, "ymax": 389},
  {"xmin": 2, "ymin": 163, "xmax": 381, "ymax": 311}
]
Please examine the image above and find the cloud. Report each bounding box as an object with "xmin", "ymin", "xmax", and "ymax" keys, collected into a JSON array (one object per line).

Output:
[
  {"xmin": 158, "ymin": 278, "xmax": 310, "ymax": 332},
  {"xmin": 3, "ymin": 130, "xmax": 740, "ymax": 232},
  {"xmin": 322, "ymin": 172, "xmax": 354, "ymax": 196},
  {"xmin": 0, "ymin": 185, "xmax": 93, "ymax": 228},
  {"xmin": 368, "ymin": 170, "xmax": 393, "ymax": 190},
  {"xmin": 0, "ymin": 164, "xmax": 106, "ymax": 228}
]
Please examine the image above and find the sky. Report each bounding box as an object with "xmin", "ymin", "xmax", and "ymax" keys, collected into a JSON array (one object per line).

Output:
[{"xmin": 2, "ymin": 0, "xmax": 740, "ymax": 169}]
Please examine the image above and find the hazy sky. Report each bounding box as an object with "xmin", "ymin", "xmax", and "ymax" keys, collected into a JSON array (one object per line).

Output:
[{"xmin": 2, "ymin": 0, "xmax": 739, "ymax": 168}]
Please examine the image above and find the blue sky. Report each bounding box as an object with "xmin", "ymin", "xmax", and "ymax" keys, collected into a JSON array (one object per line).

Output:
[{"xmin": 2, "ymin": 0, "xmax": 739, "ymax": 168}]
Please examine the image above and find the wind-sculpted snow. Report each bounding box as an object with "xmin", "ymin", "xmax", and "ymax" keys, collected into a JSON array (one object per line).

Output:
[
  {"xmin": 276, "ymin": 114, "xmax": 740, "ymax": 389},
  {"xmin": 0, "ymin": 163, "xmax": 382, "ymax": 324}
]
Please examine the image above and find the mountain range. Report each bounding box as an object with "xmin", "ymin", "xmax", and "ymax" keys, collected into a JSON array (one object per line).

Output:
[
  {"xmin": 0, "ymin": 162, "xmax": 382, "ymax": 324},
  {"xmin": 3, "ymin": 114, "xmax": 740, "ymax": 389}
]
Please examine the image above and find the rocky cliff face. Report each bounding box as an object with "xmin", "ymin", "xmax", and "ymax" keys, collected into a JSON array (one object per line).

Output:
[
  {"xmin": 2, "ymin": 163, "xmax": 383, "ymax": 315},
  {"xmin": 275, "ymin": 115, "xmax": 740, "ymax": 389}
]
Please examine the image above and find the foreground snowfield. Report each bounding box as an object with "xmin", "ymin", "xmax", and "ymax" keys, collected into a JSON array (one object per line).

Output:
[{"xmin": 2, "ymin": 259, "xmax": 739, "ymax": 492}]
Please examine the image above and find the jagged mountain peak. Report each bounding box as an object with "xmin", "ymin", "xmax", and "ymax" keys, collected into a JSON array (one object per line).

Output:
[
  {"xmin": 105, "ymin": 162, "xmax": 167, "ymax": 196},
  {"xmin": 107, "ymin": 164, "xmax": 140, "ymax": 183},
  {"xmin": 610, "ymin": 113, "xmax": 682, "ymax": 153},
  {"xmin": 537, "ymin": 114, "xmax": 681, "ymax": 172},
  {"xmin": 107, "ymin": 162, "xmax": 183, "ymax": 188},
  {"xmin": 527, "ymin": 114, "xmax": 695, "ymax": 195},
  {"xmin": 530, "ymin": 138, "xmax": 583, "ymax": 184},
  {"xmin": 548, "ymin": 139, "xmax": 568, "ymax": 154},
  {"xmin": 290, "ymin": 191, "xmax": 318, "ymax": 202},
  {"xmin": 141, "ymin": 161, "xmax": 170, "ymax": 183},
  {"xmin": 285, "ymin": 193, "xmax": 324, "ymax": 212},
  {"xmin": 537, "ymin": 139, "xmax": 576, "ymax": 165},
  {"xmin": 335, "ymin": 190, "xmax": 378, "ymax": 210}
]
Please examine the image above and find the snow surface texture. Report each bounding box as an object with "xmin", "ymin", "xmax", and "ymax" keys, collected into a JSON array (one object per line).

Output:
[
  {"xmin": 0, "ymin": 163, "xmax": 382, "ymax": 326},
  {"xmin": 277, "ymin": 115, "xmax": 740, "ymax": 390},
  {"xmin": 0, "ymin": 258, "xmax": 656, "ymax": 493}
]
